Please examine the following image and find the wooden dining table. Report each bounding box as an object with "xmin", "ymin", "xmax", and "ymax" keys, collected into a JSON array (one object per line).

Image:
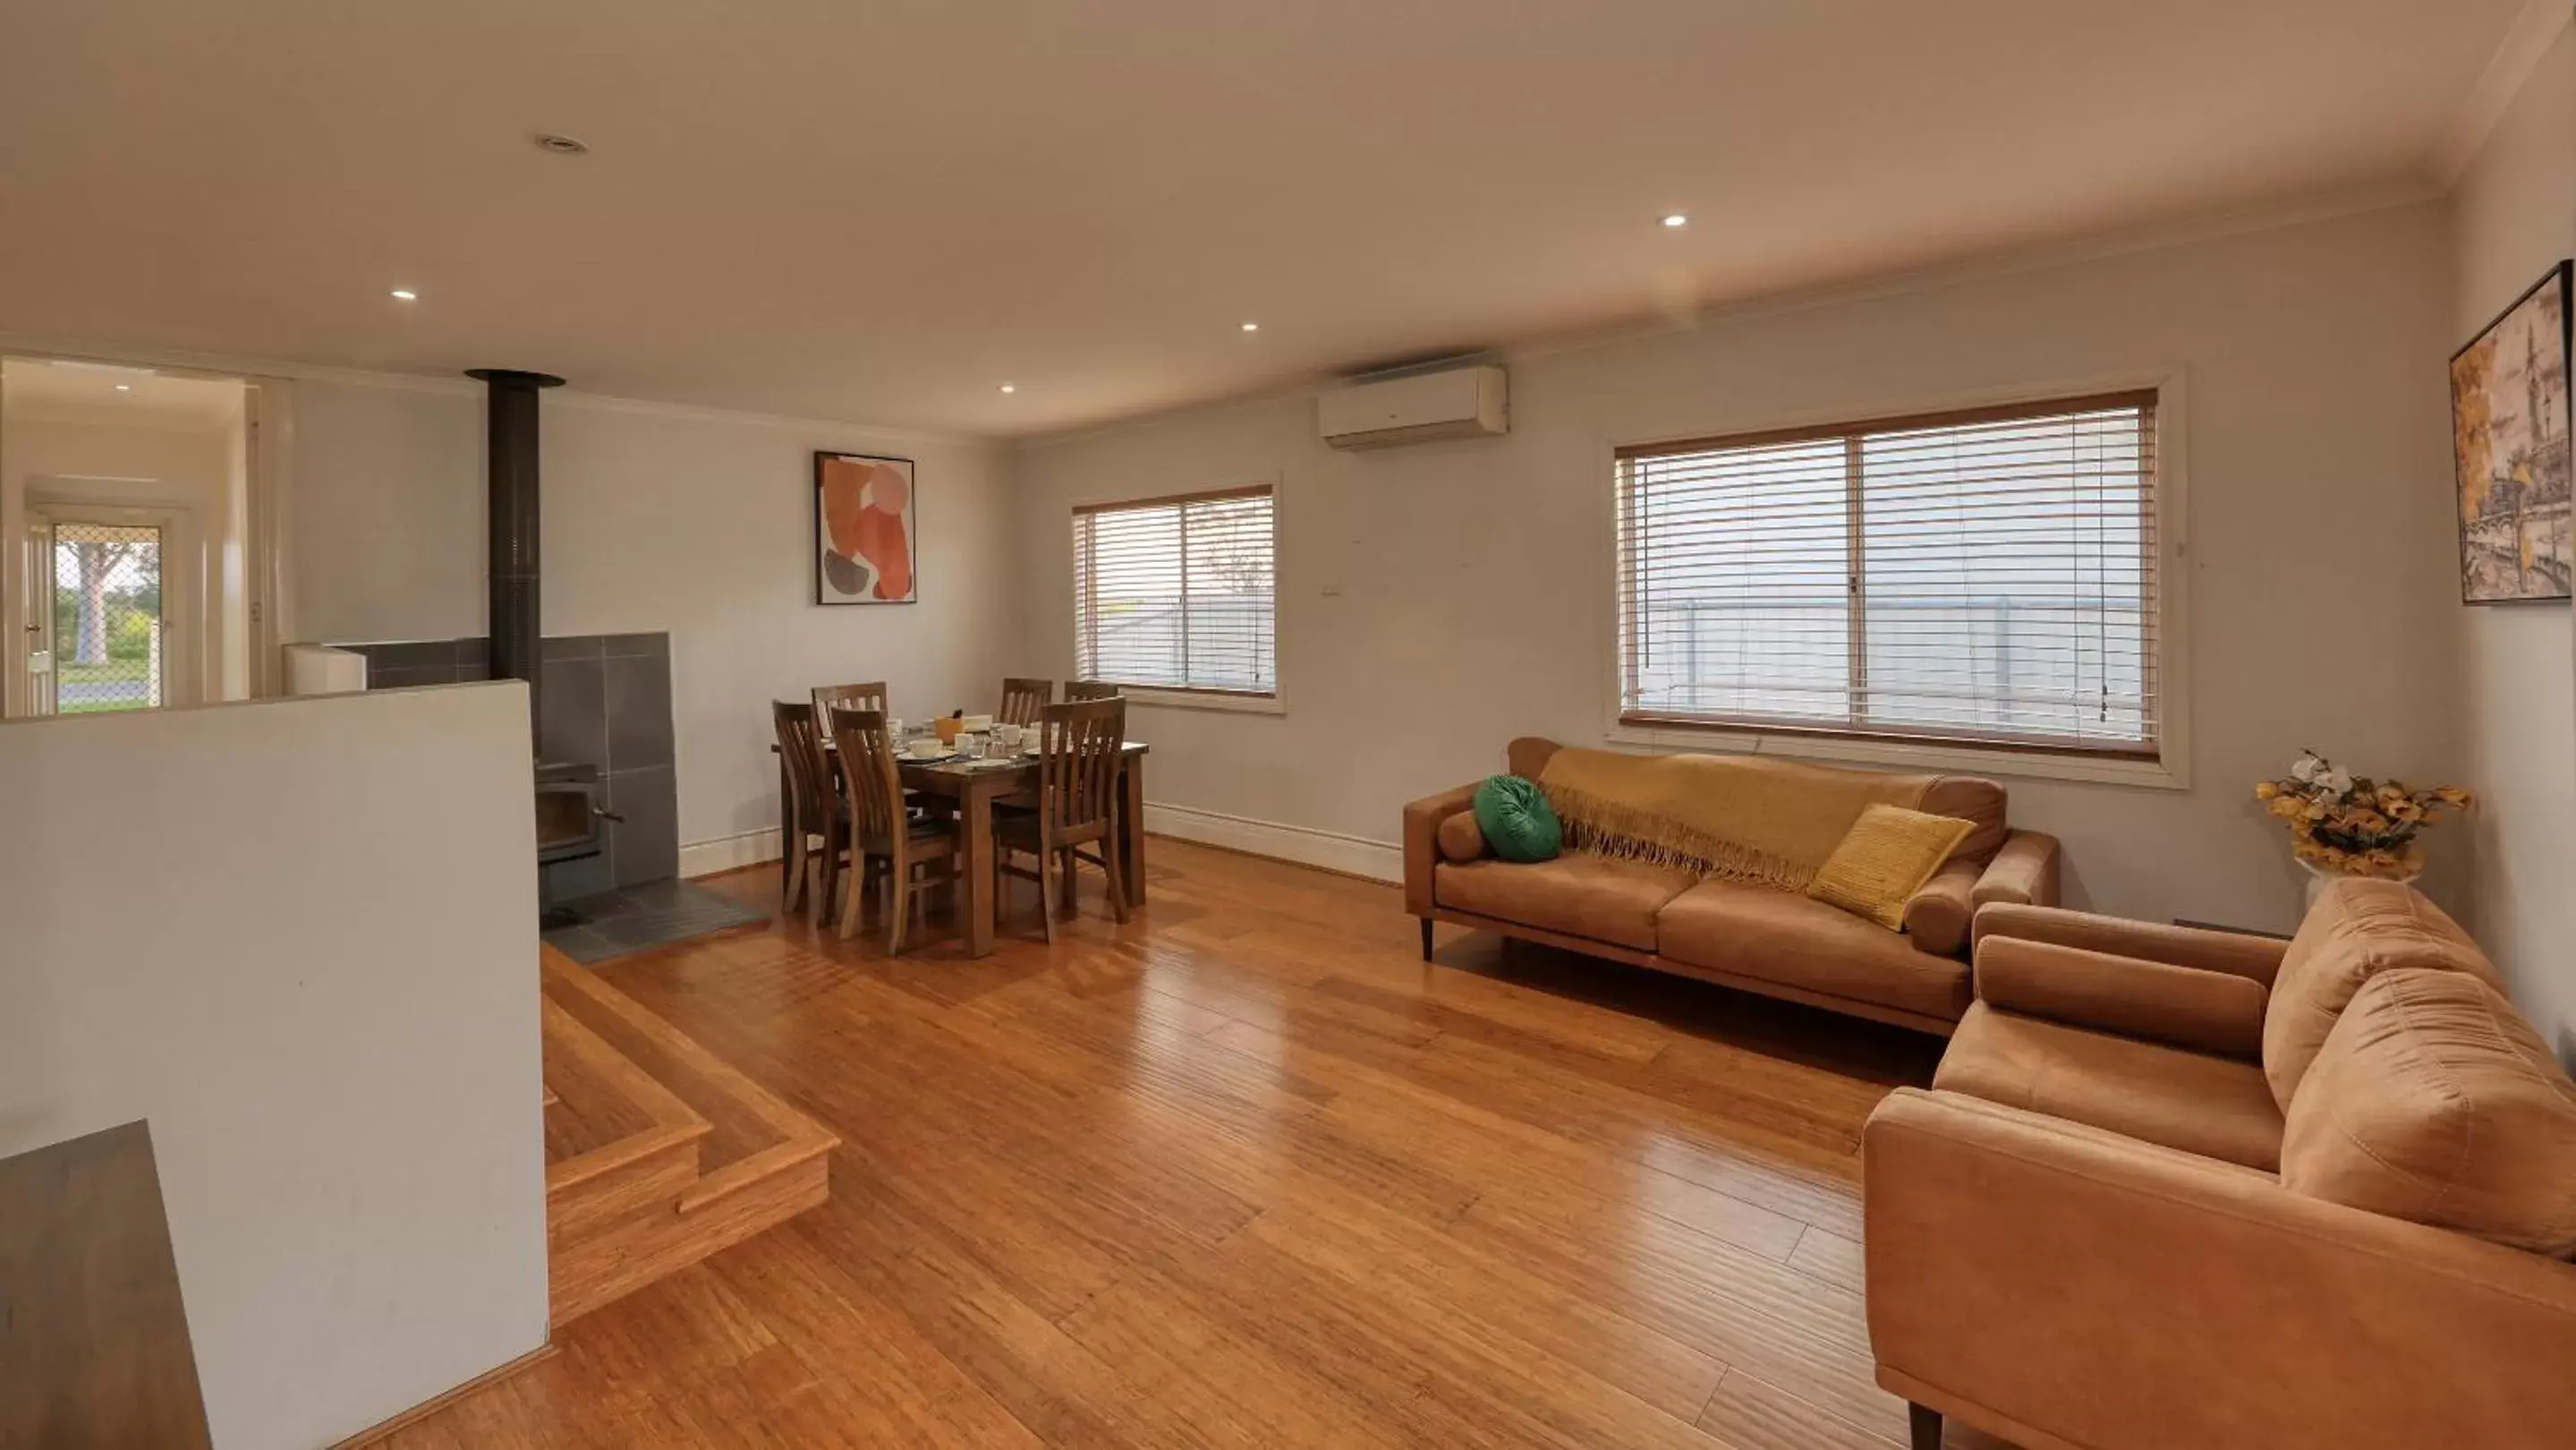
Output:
[{"xmin": 778, "ymin": 739, "xmax": 1150, "ymax": 957}]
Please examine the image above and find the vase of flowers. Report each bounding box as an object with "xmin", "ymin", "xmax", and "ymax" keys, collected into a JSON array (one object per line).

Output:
[{"xmin": 2255, "ymin": 751, "xmax": 2470, "ymax": 905}]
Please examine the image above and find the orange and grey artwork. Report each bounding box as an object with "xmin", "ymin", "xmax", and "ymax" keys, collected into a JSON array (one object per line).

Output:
[{"xmin": 815, "ymin": 452, "xmax": 917, "ymax": 603}]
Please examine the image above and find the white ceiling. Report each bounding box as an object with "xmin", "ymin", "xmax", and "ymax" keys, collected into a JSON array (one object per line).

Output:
[
  {"xmin": 0, "ymin": 2, "xmax": 2537, "ymax": 438},
  {"xmin": 2, "ymin": 358, "xmax": 245, "ymax": 431}
]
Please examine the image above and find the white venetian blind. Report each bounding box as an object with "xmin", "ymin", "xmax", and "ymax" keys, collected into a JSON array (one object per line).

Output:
[
  {"xmin": 1616, "ymin": 391, "xmax": 2159, "ymax": 755},
  {"xmin": 1074, "ymin": 486, "xmax": 1278, "ymax": 695}
]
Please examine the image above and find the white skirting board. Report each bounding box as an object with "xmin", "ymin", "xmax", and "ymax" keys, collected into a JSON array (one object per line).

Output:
[
  {"xmin": 680, "ymin": 806, "xmax": 1403, "ymax": 884},
  {"xmin": 1140, "ymin": 802, "xmax": 1403, "ymax": 883},
  {"xmin": 680, "ymin": 827, "xmax": 781, "ymax": 879}
]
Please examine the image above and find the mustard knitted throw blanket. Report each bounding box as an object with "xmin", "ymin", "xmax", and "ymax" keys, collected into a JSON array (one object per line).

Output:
[{"xmin": 1536, "ymin": 747, "xmax": 1934, "ymax": 890}]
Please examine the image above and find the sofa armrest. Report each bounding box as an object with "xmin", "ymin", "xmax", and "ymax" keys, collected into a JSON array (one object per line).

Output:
[
  {"xmin": 1969, "ymin": 830, "xmax": 2060, "ymax": 909},
  {"xmin": 1974, "ymin": 936, "xmax": 2267, "ymax": 1057},
  {"xmin": 1865, "ymin": 1088, "xmax": 2576, "ymax": 1450},
  {"xmin": 1402, "ymin": 782, "xmax": 1481, "ymax": 917},
  {"xmin": 1972, "ymin": 902, "xmax": 2289, "ymax": 986},
  {"xmin": 1900, "ymin": 857, "xmax": 1982, "ymax": 958}
]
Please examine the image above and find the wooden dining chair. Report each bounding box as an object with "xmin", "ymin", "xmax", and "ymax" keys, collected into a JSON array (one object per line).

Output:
[
  {"xmin": 999, "ymin": 677, "xmax": 1054, "ymax": 727},
  {"xmin": 996, "ymin": 696, "xmax": 1128, "ymax": 942},
  {"xmin": 812, "ymin": 679, "xmax": 888, "ymax": 721},
  {"xmin": 815, "ymin": 678, "xmax": 960, "ymax": 823},
  {"xmin": 1065, "ymin": 679, "xmax": 1122, "ymax": 702},
  {"xmin": 771, "ymin": 701, "xmax": 847, "ymax": 919},
  {"xmin": 828, "ymin": 705, "xmax": 963, "ymax": 954}
]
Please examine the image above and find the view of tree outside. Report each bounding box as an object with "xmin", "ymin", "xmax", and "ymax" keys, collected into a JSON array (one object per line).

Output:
[{"xmin": 48, "ymin": 522, "xmax": 164, "ymax": 712}]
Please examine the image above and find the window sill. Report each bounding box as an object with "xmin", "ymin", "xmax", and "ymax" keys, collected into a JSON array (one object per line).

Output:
[
  {"xmin": 1118, "ymin": 688, "xmax": 1287, "ymax": 717},
  {"xmin": 1603, "ymin": 719, "xmax": 2187, "ymax": 790}
]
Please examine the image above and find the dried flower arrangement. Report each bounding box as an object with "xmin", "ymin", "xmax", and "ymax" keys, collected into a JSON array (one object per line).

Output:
[{"xmin": 2254, "ymin": 751, "xmax": 2471, "ymax": 880}]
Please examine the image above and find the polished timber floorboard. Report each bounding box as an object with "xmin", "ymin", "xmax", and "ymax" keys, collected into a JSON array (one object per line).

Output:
[{"xmin": 384, "ymin": 839, "xmax": 2014, "ymax": 1449}]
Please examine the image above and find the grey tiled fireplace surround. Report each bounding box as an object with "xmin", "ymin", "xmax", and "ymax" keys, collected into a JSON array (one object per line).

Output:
[{"xmin": 336, "ymin": 632, "xmax": 677, "ymax": 899}]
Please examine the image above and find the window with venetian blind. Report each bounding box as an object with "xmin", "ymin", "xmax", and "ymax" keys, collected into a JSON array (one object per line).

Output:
[
  {"xmin": 1616, "ymin": 391, "xmax": 2160, "ymax": 755},
  {"xmin": 1073, "ymin": 486, "xmax": 1277, "ymax": 695}
]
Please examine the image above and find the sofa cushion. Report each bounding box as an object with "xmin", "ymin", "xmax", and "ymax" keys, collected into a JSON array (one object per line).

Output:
[
  {"xmin": 1434, "ymin": 855, "xmax": 1697, "ymax": 951},
  {"xmin": 1919, "ymin": 775, "xmax": 2008, "ymax": 862},
  {"xmin": 1434, "ymin": 810, "xmax": 1488, "ymax": 863},
  {"xmin": 2266, "ymin": 879, "xmax": 2501, "ymax": 1109},
  {"xmin": 2282, "ymin": 968, "xmax": 2576, "ymax": 1257},
  {"xmin": 1506, "ymin": 737, "xmax": 1563, "ymax": 780},
  {"xmin": 1473, "ymin": 774, "xmax": 1560, "ymax": 862},
  {"xmin": 1899, "ymin": 857, "xmax": 1981, "ymax": 957},
  {"xmin": 1806, "ymin": 805, "xmax": 1975, "ymax": 930},
  {"xmin": 1935, "ymin": 1002, "xmax": 2285, "ymax": 1170},
  {"xmin": 1656, "ymin": 879, "xmax": 1971, "ymax": 1022}
]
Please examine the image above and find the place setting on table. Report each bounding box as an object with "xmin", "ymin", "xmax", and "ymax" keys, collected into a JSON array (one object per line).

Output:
[{"xmin": 769, "ymin": 678, "xmax": 1149, "ymax": 959}]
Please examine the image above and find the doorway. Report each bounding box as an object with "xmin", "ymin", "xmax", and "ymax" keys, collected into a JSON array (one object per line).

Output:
[
  {"xmin": 26, "ymin": 516, "xmax": 169, "ymax": 715},
  {"xmin": 0, "ymin": 356, "xmax": 278, "ymax": 718}
]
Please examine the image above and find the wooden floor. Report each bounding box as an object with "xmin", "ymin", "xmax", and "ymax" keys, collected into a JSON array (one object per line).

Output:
[{"xmin": 382, "ymin": 838, "xmax": 2011, "ymax": 1449}]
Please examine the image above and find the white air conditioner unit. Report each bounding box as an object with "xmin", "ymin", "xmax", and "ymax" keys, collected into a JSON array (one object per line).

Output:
[{"xmin": 1317, "ymin": 364, "xmax": 1508, "ymax": 449}]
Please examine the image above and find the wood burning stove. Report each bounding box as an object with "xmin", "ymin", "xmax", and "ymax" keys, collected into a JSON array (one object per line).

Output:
[
  {"xmin": 468, "ymin": 365, "xmax": 618, "ymax": 923},
  {"xmin": 535, "ymin": 761, "xmax": 606, "ymax": 866}
]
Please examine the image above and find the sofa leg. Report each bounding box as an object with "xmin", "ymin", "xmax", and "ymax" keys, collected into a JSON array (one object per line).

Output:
[
  {"xmin": 1908, "ymin": 1403, "xmax": 1942, "ymax": 1450},
  {"xmin": 1418, "ymin": 917, "xmax": 1435, "ymax": 961}
]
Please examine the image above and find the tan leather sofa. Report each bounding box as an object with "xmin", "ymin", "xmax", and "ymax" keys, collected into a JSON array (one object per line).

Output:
[
  {"xmin": 1864, "ymin": 881, "xmax": 2576, "ymax": 1450},
  {"xmin": 1402, "ymin": 738, "xmax": 2062, "ymax": 1036}
]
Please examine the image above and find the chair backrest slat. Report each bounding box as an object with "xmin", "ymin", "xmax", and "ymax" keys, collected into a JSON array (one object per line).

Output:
[
  {"xmin": 814, "ymin": 680, "xmax": 888, "ymax": 722},
  {"xmin": 1065, "ymin": 679, "xmax": 1122, "ymax": 703},
  {"xmin": 772, "ymin": 701, "xmax": 832, "ymax": 832},
  {"xmin": 1000, "ymin": 678, "xmax": 1055, "ymax": 728},
  {"xmin": 826, "ymin": 705, "xmax": 905, "ymax": 845},
  {"xmin": 1037, "ymin": 696, "xmax": 1125, "ymax": 836}
]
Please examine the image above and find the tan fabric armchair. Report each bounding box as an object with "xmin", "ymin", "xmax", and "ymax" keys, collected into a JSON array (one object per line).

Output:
[{"xmin": 1866, "ymin": 883, "xmax": 2576, "ymax": 1450}]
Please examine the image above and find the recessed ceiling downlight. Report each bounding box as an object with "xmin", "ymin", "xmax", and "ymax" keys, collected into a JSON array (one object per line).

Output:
[
  {"xmin": 1662, "ymin": 213, "xmax": 1689, "ymax": 229},
  {"xmin": 1240, "ymin": 321, "xmax": 1260, "ymax": 333},
  {"xmin": 999, "ymin": 383, "xmax": 1016, "ymax": 394},
  {"xmin": 534, "ymin": 132, "xmax": 590, "ymax": 156},
  {"xmin": 390, "ymin": 288, "xmax": 419, "ymax": 301}
]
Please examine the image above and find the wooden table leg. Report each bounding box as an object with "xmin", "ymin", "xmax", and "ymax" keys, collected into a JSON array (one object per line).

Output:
[
  {"xmin": 1118, "ymin": 755, "xmax": 1146, "ymax": 909},
  {"xmin": 962, "ymin": 775, "xmax": 998, "ymax": 957}
]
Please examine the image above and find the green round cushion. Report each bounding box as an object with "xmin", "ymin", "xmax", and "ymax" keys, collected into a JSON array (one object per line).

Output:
[{"xmin": 1473, "ymin": 774, "xmax": 1561, "ymax": 863}]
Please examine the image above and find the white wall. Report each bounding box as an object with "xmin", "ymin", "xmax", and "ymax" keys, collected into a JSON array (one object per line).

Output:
[
  {"xmin": 2449, "ymin": 16, "xmax": 2576, "ymax": 1061},
  {"xmin": 285, "ymin": 385, "xmax": 1018, "ymax": 866},
  {"xmin": 1012, "ymin": 202, "xmax": 2465, "ymax": 935},
  {"xmin": 283, "ymin": 378, "xmax": 486, "ymax": 644},
  {"xmin": 0, "ymin": 684, "xmax": 548, "ymax": 1449}
]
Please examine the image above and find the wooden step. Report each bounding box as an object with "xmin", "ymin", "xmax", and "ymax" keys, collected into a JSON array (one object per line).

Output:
[
  {"xmin": 542, "ymin": 997, "xmax": 709, "ymax": 1239},
  {"xmin": 538, "ymin": 946, "xmax": 836, "ymax": 1326}
]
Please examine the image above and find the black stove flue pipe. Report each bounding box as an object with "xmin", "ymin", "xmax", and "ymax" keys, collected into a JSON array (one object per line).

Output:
[{"xmin": 466, "ymin": 367, "xmax": 565, "ymax": 750}]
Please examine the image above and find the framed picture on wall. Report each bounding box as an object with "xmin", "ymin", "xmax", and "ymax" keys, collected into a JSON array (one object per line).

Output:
[
  {"xmin": 813, "ymin": 451, "xmax": 917, "ymax": 605},
  {"xmin": 2452, "ymin": 259, "xmax": 2572, "ymax": 604}
]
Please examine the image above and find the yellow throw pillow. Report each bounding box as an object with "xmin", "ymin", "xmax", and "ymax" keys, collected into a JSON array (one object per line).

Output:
[{"xmin": 1806, "ymin": 805, "xmax": 1976, "ymax": 931}]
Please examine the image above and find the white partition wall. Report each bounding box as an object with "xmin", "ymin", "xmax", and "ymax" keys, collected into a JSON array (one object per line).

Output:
[{"xmin": 0, "ymin": 683, "xmax": 548, "ymax": 1448}]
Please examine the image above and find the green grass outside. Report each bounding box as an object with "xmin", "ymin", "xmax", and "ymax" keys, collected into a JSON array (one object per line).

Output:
[{"xmin": 55, "ymin": 659, "xmax": 155, "ymax": 714}]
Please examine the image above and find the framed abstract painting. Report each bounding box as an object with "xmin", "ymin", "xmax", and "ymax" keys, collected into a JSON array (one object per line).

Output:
[
  {"xmin": 813, "ymin": 451, "xmax": 917, "ymax": 605},
  {"xmin": 2452, "ymin": 259, "xmax": 2572, "ymax": 604}
]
